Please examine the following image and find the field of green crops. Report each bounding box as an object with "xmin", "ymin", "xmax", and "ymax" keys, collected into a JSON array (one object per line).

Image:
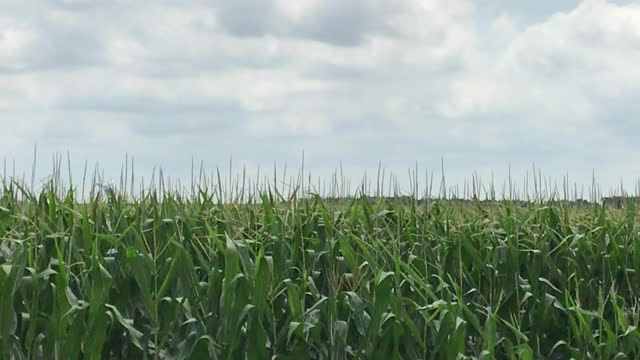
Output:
[{"xmin": 2, "ymin": 174, "xmax": 640, "ymax": 359}]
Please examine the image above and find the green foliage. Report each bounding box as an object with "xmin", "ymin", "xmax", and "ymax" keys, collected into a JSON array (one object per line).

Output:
[{"xmin": 1, "ymin": 181, "xmax": 640, "ymax": 359}]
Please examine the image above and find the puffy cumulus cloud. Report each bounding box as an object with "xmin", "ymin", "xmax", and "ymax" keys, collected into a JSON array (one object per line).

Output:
[
  {"xmin": 1, "ymin": 0, "xmax": 640, "ymax": 191},
  {"xmin": 443, "ymin": 1, "xmax": 640, "ymax": 132}
]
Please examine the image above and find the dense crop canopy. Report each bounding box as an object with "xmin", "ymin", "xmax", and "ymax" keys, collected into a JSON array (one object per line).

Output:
[{"xmin": 1, "ymin": 180, "xmax": 640, "ymax": 359}]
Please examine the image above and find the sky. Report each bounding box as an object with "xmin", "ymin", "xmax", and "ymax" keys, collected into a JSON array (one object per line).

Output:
[{"xmin": 1, "ymin": 0, "xmax": 640, "ymax": 197}]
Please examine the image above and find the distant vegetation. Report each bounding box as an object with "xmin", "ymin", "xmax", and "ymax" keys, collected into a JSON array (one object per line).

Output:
[{"xmin": 2, "ymin": 164, "xmax": 640, "ymax": 358}]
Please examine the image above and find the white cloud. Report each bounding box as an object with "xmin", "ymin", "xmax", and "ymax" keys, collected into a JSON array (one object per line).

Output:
[
  {"xmin": 445, "ymin": 0, "xmax": 640, "ymax": 134},
  {"xmin": 1, "ymin": 0, "xmax": 640, "ymax": 192}
]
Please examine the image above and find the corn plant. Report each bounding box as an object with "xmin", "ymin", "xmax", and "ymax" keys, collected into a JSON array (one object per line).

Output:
[{"xmin": 1, "ymin": 174, "xmax": 640, "ymax": 359}]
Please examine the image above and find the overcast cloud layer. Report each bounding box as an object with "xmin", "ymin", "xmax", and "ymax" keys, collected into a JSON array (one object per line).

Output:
[{"xmin": 1, "ymin": 0, "xmax": 640, "ymax": 194}]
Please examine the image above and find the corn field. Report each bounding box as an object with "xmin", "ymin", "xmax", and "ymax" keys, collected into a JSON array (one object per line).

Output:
[{"xmin": 2, "ymin": 165, "xmax": 640, "ymax": 359}]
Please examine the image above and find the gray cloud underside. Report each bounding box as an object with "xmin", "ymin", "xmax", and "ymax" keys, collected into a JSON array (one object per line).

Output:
[{"xmin": 1, "ymin": 0, "xmax": 640, "ymax": 191}]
